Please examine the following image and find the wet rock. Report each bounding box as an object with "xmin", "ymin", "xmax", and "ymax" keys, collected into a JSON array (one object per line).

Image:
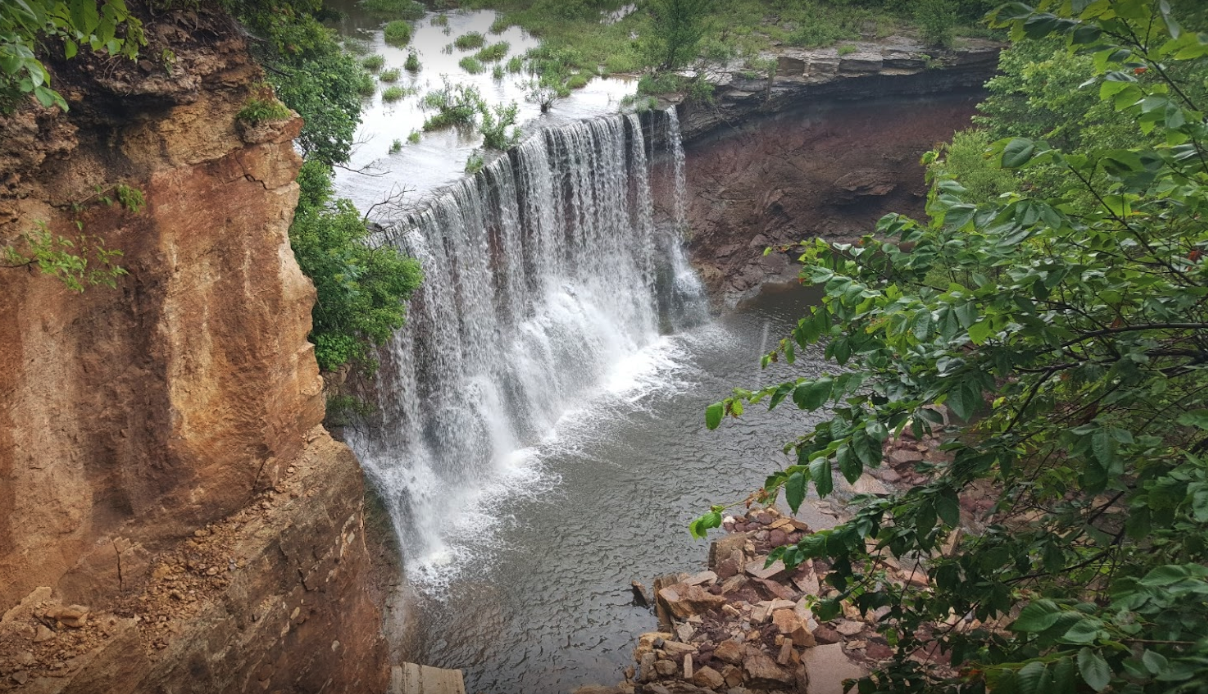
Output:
[
  {"xmin": 659, "ymin": 583, "xmax": 728, "ymax": 619},
  {"xmin": 632, "ymin": 581, "xmax": 653, "ymax": 607},
  {"xmin": 742, "ymin": 646, "xmax": 794, "ymax": 687},
  {"xmin": 693, "ymin": 665, "xmax": 725, "ymax": 690}
]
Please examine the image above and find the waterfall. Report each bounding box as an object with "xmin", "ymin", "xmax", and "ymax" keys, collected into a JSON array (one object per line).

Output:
[
  {"xmin": 666, "ymin": 107, "xmax": 687, "ymax": 234},
  {"xmin": 348, "ymin": 112, "xmax": 706, "ymax": 578}
]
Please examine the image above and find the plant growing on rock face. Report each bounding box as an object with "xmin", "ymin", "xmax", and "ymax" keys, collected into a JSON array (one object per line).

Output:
[
  {"xmin": 236, "ymin": 97, "xmax": 292, "ymax": 124},
  {"xmin": 2, "ymin": 224, "xmax": 127, "ymax": 292},
  {"xmin": 696, "ymin": 3, "xmax": 1208, "ymax": 692}
]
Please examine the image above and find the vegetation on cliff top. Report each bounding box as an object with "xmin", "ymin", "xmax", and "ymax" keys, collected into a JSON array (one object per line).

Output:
[
  {"xmin": 699, "ymin": 1, "xmax": 1208, "ymax": 691},
  {"xmin": 229, "ymin": 0, "xmax": 423, "ymax": 373}
]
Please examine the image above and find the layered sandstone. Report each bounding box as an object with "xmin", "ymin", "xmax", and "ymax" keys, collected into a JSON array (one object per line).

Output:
[{"xmin": 0, "ymin": 4, "xmax": 386, "ymax": 691}]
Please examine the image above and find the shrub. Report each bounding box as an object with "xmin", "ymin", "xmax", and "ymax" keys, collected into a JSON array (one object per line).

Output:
[
  {"xmin": 405, "ymin": 50, "xmax": 421, "ymax": 72},
  {"xmin": 636, "ymin": 72, "xmax": 684, "ymax": 96},
  {"xmin": 356, "ymin": 72, "xmax": 376, "ymax": 96},
  {"xmin": 389, "ymin": 138, "xmax": 402, "ymax": 153},
  {"xmin": 453, "ymin": 31, "xmax": 486, "ymax": 50},
  {"xmin": 361, "ymin": 54, "xmax": 386, "ymax": 72},
  {"xmin": 407, "ymin": 130, "xmax": 421, "ymax": 144},
  {"xmin": 475, "ymin": 41, "xmax": 509, "ymax": 62},
  {"xmin": 290, "ymin": 160, "xmax": 422, "ymax": 373},
  {"xmin": 916, "ymin": 0, "xmax": 956, "ymax": 49},
  {"xmin": 383, "ymin": 20, "xmax": 413, "ymax": 46},
  {"xmin": 421, "ymin": 81, "xmax": 485, "ymax": 130},
  {"xmin": 459, "ymin": 56, "xmax": 485, "ymax": 74},
  {"xmin": 361, "ymin": 0, "xmax": 424, "ymax": 20},
  {"xmin": 237, "ymin": 97, "xmax": 292, "ymax": 124},
  {"xmin": 479, "ymin": 101, "xmax": 520, "ymax": 150}
]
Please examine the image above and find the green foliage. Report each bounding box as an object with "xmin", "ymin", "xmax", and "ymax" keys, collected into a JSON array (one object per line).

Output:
[
  {"xmin": 404, "ymin": 49, "xmax": 420, "ymax": 72},
  {"xmin": 489, "ymin": 15, "xmax": 509, "ymax": 34},
  {"xmin": 915, "ymin": 0, "xmax": 956, "ymax": 49},
  {"xmin": 362, "ymin": 53, "xmax": 385, "ymax": 71},
  {"xmin": 458, "ymin": 55, "xmax": 485, "ymax": 73},
  {"xmin": 361, "ymin": 0, "xmax": 424, "ymax": 19},
  {"xmin": 506, "ymin": 55, "xmax": 523, "ymax": 73},
  {"xmin": 0, "ymin": 0, "xmax": 146, "ymax": 112},
  {"xmin": 421, "ymin": 81, "xmax": 484, "ymax": 129},
  {"xmin": 641, "ymin": 0, "xmax": 710, "ymax": 70},
  {"xmin": 479, "ymin": 101, "xmax": 520, "ymax": 149},
  {"xmin": 290, "ymin": 160, "xmax": 421, "ymax": 373},
  {"xmin": 565, "ymin": 71, "xmax": 588, "ymax": 89},
  {"xmin": 381, "ymin": 84, "xmax": 410, "ymax": 102},
  {"xmin": 837, "ymin": 43, "xmax": 858, "ymax": 56},
  {"xmin": 700, "ymin": 2, "xmax": 1208, "ymax": 692},
  {"xmin": 453, "ymin": 31, "xmax": 486, "ymax": 50},
  {"xmin": 383, "ymin": 19, "xmax": 412, "ymax": 46},
  {"xmin": 474, "ymin": 40, "xmax": 509, "ymax": 62},
  {"xmin": 114, "ymin": 183, "xmax": 144, "ymax": 213},
  {"xmin": 2, "ymin": 225, "xmax": 126, "ymax": 292},
  {"xmin": 388, "ymin": 137, "xmax": 401, "ymax": 153},
  {"xmin": 430, "ymin": 13, "xmax": 448, "ymax": 27},
  {"xmin": 491, "ymin": 63, "xmax": 504, "ymax": 80},
  {"xmin": 637, "ymin": 71, "xmax": 684, "ymax": 95},
  {"xmin": 464, "ymin": 149, "xmax": 484, "ymax": 174},
  {"xmin": 379, "ymin": 67, "xmax": 401, "ymax": 82},
  {"xmin": 236, "ymin": 97, "xmax": 292, "ymax": 124},
  {"xmin": 324, "ymin": 393, "xmax": 378, "ymax": 428},
  {"xmin": 406, "ymin": 129, "xmax": 420, "ymax": 144}
]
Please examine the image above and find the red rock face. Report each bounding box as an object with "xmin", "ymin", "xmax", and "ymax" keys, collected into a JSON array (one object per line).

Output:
[
  {"xmin": 674, "ymin": 94, "xmax": 984, "ymax": 298},
  {"xmin": 0, "ymin": 5, "xmax": 387, "ymax": 691}
]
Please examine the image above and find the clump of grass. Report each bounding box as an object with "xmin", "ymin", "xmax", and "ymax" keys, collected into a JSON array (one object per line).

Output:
[
  {"xmin": 492, "ymin": 64, "xmax": 505, "ymax": 80},
  {"xmin": 384, "ymin": 20, "xmax": 413, "ymax": 46},
  {"xmin": 362, "ymin": 0, "xmax": 425, "ymax": 20},
  {"xmin": 356, "ymin": 73, "xmax": 377, "ymax": 96},
  {"xmin": 566, "ymin": 72, "xmax": 589, "ymax": 89},
  {"xmin": 362, "ymin": 54, "xmax": 386, "ymax": 72},
  {"xmin": 407, "ymin": 130, "xmax": 421, "ymax": 144},
  {"xmin": 431, "ymin": 14, "xmax": 448, "ymax": 27},
  {"xmin": 459, "ymin": 56, "xmax": 485, "ymax": 74},
  {"xmin": 380, "ymin": 67, "xmax": 402, "ymax": 82},
  {"xmin": 405, "ymin": 50, "xmax": 421, "ymax": 72},
  {"xmin": 474, "ymin": 41, "xmax": 509, "ymax": 62},
  {"xmin": 489, "ymin": 16, "xmax": 510, "ymax": 34},
  {"xmin": 603, "ymin": 53, "xmax": 640, "ymax": 74},
  {"xmin": 382, "ymin": 85, "xmax": 413, "ymax": 102},
  {"xmin": 637, "ymin": 72, "xmax": 684, "ymax": 96},
  {"xmin": 237, "ymin": 98, "xmax": 292, "ymax": 124},
  {"xmin": 838, "ymin": 43, "xmax": 858, "ymax": 56},
  {"xmin": 465, "ymin": 150, "xmax": 485, "ymax": 174},
  {"xmin": 506, "ymin": 55, "xmax": 524, "ymax": 73},
  {"xmin": 389, "ymin": 138, "xmax": 403, "ymax": 153},
  {"xmin": 453, "ymin": 32, "xmax": 486, "ymax": 50}
]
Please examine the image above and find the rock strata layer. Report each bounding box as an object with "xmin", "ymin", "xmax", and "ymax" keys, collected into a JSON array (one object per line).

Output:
[{"xmin": 0, "ymin": 4, "xmax": 387, "ymax": 691}]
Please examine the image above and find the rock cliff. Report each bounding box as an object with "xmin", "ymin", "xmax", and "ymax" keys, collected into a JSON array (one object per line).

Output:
[
  {"xmin": 0, "ymin": 5, "xmax": 387, "ymax": 691},
  {"xmin": 672, "ymin": 37, "xmax": 1001, "ymax": 300}
]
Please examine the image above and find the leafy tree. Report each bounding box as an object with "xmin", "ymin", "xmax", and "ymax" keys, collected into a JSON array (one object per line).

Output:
[
  {"xmin": 290, "ymin": 160, "xmax": 422, "ymax": 372},
  {"xmin": 642, "ymin": 0, "xmax": 711, "ymax": 71},
  {"xmin": 700, "ymin": 2, "xmax": 1208, "ymax": 692},
  {"xmin": 0, "ymin": 0, "xmax": 145, "ymax": 111}
]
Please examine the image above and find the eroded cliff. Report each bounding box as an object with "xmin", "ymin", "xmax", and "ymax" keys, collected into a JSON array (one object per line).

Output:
[{"xmin": 0, "ymin": 5, "xmax": 387, "ymax": 691}]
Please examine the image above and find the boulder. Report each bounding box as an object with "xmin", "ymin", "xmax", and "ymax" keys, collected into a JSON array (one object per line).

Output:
[
  {"xmin": 772, "ymin": 609, "xmax": 815, "ymax": 648},
  {"xmin": 658, "ymin": 583, "xmax": 728, "ymax": 619},
  {"xmin": 742, "ymin": 646, "xmax": 794, "ymax": 687},
  {"xmin": 685, "ymin": 570, "xmax": 718, "ymax": 587},
  {"xmin": 688, "ymin": 664, "xmax": 722, "ymax": 690},
  {"xmin": 713, "ymin": 639, "xmax": 744, "ymax": 664},
  {"xmin": 745, "ymin": 558, "xmax": 790, "ymax": 582},
  {"xmin": 709, "ymin": 533, "xmax": 751, "ymax": 572},
  {"xmin": 655, "ymin": 659, "xmax": 678, "ymax": 677}
]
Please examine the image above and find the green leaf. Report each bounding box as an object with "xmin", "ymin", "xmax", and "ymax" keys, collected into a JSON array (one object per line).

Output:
[
  {"xmin": 785, "ymin": 471, "xmax": 807, "ymax": 513},
  {"xmin": 1013, "ymin": 599, "xmax": 1062, "ymax": 632},
  {"xmin": 1060, "ymin": 618, "xmax": 1102, "ymax": 645},
  {"xmin": 793, "ymin": 379, "xmax": 832, "ymax": 411},
  {"xmin": 1177, "ymin": 409, "xmax": 1208, "ymax": 429},
  {"xmin": 810, "ymin": 457, "xmax": 834, "ymax": 496},
  {"xmin": 1002, "ymin": 138, "xmax": 1036, "ymax": 168},
  {"xmin": 968, "ymin": 319, "xmax": 993, "ymax": 345},
  {"xmin": 1017, "ymin": 660, "xmax": 1052, "ymax": 694},
  {"xmin": 1077, "ymin": 648, "xmax": 1111, "ymax": 691},
  {"xmin": 936, "ymin": 490, "xmax": 961, "ymax": 527},
  {"xmin": 705, "ymin": 403, "xmax": 724, "ymax": 430}
]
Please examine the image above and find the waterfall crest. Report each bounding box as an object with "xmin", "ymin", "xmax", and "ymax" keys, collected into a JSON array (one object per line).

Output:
[{"xmin": 349, "ymin": 112, "xmax": 704, "ymax": 576}]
